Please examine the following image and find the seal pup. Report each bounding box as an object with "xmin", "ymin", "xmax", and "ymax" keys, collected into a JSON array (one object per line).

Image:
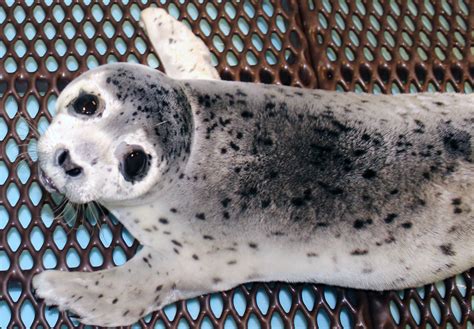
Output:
[{"xmin": 32, "ymin": 9, "xmax": 474, "ymax": 327}]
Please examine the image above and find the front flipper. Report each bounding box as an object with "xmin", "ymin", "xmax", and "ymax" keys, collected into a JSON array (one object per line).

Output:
[
  {"xmin": 33, "ymin": 246, "xmax": 183, "ymax": 326},
  {"xmin": 140, "ymin": 8, "xmax": 220, "ymax": 80}
]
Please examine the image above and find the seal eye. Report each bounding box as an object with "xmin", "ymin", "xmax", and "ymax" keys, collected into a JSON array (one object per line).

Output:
[
  {"xmin": 122, "ymin": 150, "xmax": 149, "ymax": 181},
  {"xmin": 73, "ymin": 94, "xmax": 99, "ymax": 116}
]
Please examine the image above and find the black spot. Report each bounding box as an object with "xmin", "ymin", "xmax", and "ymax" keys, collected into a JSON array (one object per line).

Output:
[
  {"xmin": 354, "ymin": 149, "xmax": 366, "ymax": 156},
  {"xmin": 307, "ymin": 252, "xmax": 318, "ymax": 257},
  {"xmin": 223, "ymin": 211, "xmax": 230, "ymax": 219},
  {"xmin": 98, "ymin": 294, "xmax": 103, "ymax": 298},
  {"xmin": 440, "ymin": 124, "xmax": 472, "ymax": 160},
  {"xmin": 229, "ymin": 142, "xmax": 240, "ymax": 151},
  {"xmin": 221, "ymin": 198, "xmax": 231, "ymax": 208},
  {"xmin": 291, "ymin": 197, "xmax": 305, "ymax": 206},
  {"xmin": 159, "ymin": 218, "xmax": 169, "ymax": 224},
  {"xmin": 212, "ymin": 278, "xmax": 222, "ymax": 284},
  {"xmin": 384, "ymin": 213, "xmax": 398, "ymax": 224},
  {"xmin": 453, "ymin": 207, "xmax": 462, "ymax": 214},
  {"xmin": 440, "ymin": 243, "xmax": 455, "ymax": 256},
  {"xmin": 227, "ymin": 260, "xmax": 237, "ymax": 265},
  {"xmin": 351, "ymin": 249, "xmax": 368, "ymax": 256},
  {"xmin": 390, "ymin": 189, "xmax": 399, "ymax": 195},
  {"xmin": 170, "ymin": 208, "xmax": 177, "ymax": 213},
  {"xmin": 362, "ymin": 169, "xmax": 377, "ymax": 179},
  {"xmin": 248, "ymin": 242, "xmax": 258, "ymax": 249},
  {"xmin": 112, "ymin": 298, "xmax": 118, "ymax": 304},
  {"xmin": 451, "ymin": 198, "xmax": 462, "ymax": 205},
  {"xmin": 261, "ymin": 199, "xmax": 271, "ymax": 208},
  {"xmin": 401, "ymin": 222, "xmax": 412, "ymax": 229},
  {"xmin": 196, "ymin": 213, "xmax": 206, "ymax": 220},
  {"xmin": 203, "ymin": 235, "xmax": 214, "ymax": 240},
  {"xmin": 353, "ymin": 220, "xmax": 365, "ymax": 229},
  {"xmin": 192, "ymin": 254, "xmax": 199, "ymax": 260},
  {"xmin": 171, "ymin": 240, "xmax": 182, "ymax": 247},
  {"xmin": 241, "ymin": 111, "xmax": 254, "ymax": 119},
  {"xmin": 354, "ymin": 219, "xmax": 372, "ymax": 229},
  {"xmin": 155, "ymin": 285, "xmax": 163, "ymax": 292}
]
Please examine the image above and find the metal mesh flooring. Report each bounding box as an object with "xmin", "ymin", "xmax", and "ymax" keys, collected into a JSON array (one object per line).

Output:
[{"xmin": 0, "ymin": 1, "xmax": 473, "ymax": 328}]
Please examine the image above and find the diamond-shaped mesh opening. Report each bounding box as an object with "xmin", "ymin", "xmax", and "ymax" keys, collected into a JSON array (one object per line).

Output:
[{"xmin": 0, "ymin": 1, "xmax": 472, "ymax": 328}]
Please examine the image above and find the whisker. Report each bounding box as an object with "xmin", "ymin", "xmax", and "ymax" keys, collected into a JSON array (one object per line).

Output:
[{"xmin": 154, "ymin": 120, "xmax": 168, "ymax": 127}]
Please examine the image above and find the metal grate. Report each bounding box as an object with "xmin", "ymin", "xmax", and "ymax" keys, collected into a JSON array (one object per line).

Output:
[{"xmin": 0, "ymin": 1, "xmax": 472, "ymax": 328}]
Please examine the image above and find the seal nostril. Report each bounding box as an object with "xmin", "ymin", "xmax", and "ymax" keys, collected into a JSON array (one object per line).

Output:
[
  {"xmin": 65, "ymin": 167, "xmax": 82, "ymax": 177},
  {"xmin": 57, "ymin": 150, "xmax": 69, "ymax": 166}
]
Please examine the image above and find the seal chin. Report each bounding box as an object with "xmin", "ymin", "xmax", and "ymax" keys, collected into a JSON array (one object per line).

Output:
[{"xmin": 38, "ymin": 167, "xmax": 60, "ymax": 194}]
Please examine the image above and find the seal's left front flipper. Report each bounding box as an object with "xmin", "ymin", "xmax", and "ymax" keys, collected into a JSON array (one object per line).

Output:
[
  {"xmin": 140, "ymin": 8, "xmax": 220, "ymax": 80},
  {"xmin": 33, "ymin": 246, "xmax": 171, "ymax": 326}
]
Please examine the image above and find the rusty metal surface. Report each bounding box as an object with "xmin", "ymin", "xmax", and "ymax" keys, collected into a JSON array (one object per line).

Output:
[{"xmin": 0, "ymin": 1, "xmax": 472, "ymax": 328}]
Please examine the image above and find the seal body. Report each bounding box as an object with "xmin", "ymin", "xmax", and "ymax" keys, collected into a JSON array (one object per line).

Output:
[
  {"xmin": 33, "ymin": 64, "xmax": 474, "ymax": 326},
  {"xmin": 118, "ymin": 73, "xmax": 474, "ymax": 288}
]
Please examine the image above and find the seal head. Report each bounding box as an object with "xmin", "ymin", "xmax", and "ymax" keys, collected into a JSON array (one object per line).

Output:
[{"xmin": 37, "ymin": 63, "xmax": 192, "ymax": 205}]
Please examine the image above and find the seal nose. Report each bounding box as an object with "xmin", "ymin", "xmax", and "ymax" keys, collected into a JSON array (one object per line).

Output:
[{"xmin": 55, "ymin": 149, "xmax": 83, "ymax": 177}]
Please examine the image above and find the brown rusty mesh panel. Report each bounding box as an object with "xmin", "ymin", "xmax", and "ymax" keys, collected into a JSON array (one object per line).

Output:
[{"xmin": 0, "ymin": 0, "xmax": 472, "ymax": 328}]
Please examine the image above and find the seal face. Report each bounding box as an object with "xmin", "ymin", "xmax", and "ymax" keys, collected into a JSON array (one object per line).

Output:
[{"xmin": 37, "ymin": 63, "xmax": 192, "ymax": 205}]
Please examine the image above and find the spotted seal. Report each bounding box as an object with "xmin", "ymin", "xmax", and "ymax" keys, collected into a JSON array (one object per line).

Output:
[{"xmin": 32, "ymin": 8, "xmax": 474, "ymax": 327}]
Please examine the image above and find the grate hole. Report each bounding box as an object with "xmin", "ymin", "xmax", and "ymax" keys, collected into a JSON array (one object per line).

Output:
[
  {"xmin": 389, "ymin": 300, "xmax": 400, "ymax": 324},
  {"xmin": 18, "ymin": 205, "xmax": 32, "ymax": 228},
  {"xmin": 450, "ymin": 296, "xmax": 462, "ymax": 323},
  {"xmin": 19, "ymin": 249, "xmax": 34, "ymax": 270},
  {"xmin": 233, "ymin": 288, "xmax": 246, "ymax": 316},
  {"xmin": 30, "ymin": 226, "xmax": 44, "ymax": 251},
  {"xmin": 0, "ymin": 161, "xmax": 8, "ymax": 185},
  {"xmin": 247, "ymin": 313, "xmax": 261, "ymax": 328},
  {"xmin": 6, "ymin": 138, "xmax": 19, "ymax": 162},
  {"xmin": 66, "ymin": 247, "xmax": 81, "ymax": 268},
  {"xmin": 270, "ymin": 311, "xmax": 284, "ymax": 327},
  {"xmin": 359, "ymin": 64, "xmax": 372, "ymax": 83},
  {"xmin": 7, "ymin": 226, "xmax": 21, "ymax": 251},
  {"xmin": 433, "ymin": 65, "xmax": 445, "ymax": 83},
  {"xmin": 240, "ymin": 69, "xmax": 254, "ymax": 82},
  {"xmin": 278, "ymin": 286, "xmax": 292, "ymax": 313},
  {"xmin": 88, "ymin": 246, "xmax": 103, "ymax": 267},
  {"xmin": 279, "ymin": 69, "xmax": 292, "ymax": 86},
  {"xmin": 317, "ymin": 308, "xmax": 331, "ymax": 328},
  {"xmin": 415, "ymin": 63, "xmax": 427, "ymax": 84},
  {"xmin": 44, "ymin": 306, "xmax": 59, "ymax": 327},
  {"xmin": 259, "ymin": 69, "xmax": 274, "ymax": 84},
  {"xmin": 396, "ymin": 64, "xmax": 409, "ymax": 84},
  {"xmin": 378, "ymin": 65, "xmax": 391, "ymax": 84},
  {"xmin": 430, "ymin": 298, "xmax": 442, "ymax": 324},
  {"xmin": 163, "ymin": 303, "xmax": 177, "ymax": 322},
  {"xmin": 409, "ymin": 299, "xmax": 421, "ymax": 325},
  {"xmin": 20, "ymin": 299, "xmax": 35, "ymax": 328},
  {"xmin": 455, "ymin": 274, "xmax": 467, "ymax": 297},
  {"xmin": 340, "ymin": 306, "xmax": 354, "ymax": 328},
  {"xmin": 0, "ymin": 250, "xmax": 10, "ymax": 271},
  {"xmin": 113, "ymin": 246, "xmax": 127, "ymax": 265},
  {"xmin": 341, "ymin": 65, "xmax": 354, "ymax": 83}
]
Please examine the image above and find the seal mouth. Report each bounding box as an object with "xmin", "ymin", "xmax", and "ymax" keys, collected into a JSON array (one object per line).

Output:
[{"xmin": 38, "ymin": 168, "xmax": 60, "ymax": 193}]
